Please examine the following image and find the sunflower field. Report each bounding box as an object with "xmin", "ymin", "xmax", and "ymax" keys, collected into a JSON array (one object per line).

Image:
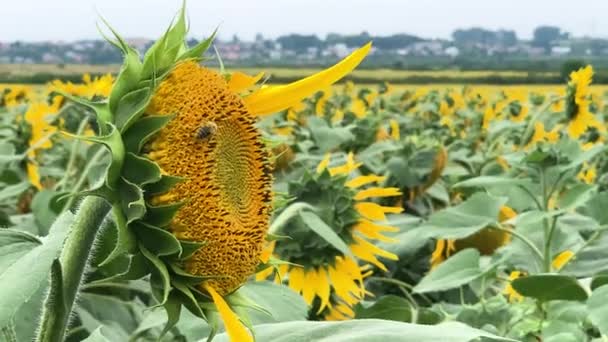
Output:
[{"xmin": 2, "ymin": 5, "xmax": 608, "ymax": 342}]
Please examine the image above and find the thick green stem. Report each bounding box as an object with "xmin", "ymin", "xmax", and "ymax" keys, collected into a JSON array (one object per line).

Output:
[{"xmin": 37, "ymin": 196, "xmax": 112, "ymax": 342}]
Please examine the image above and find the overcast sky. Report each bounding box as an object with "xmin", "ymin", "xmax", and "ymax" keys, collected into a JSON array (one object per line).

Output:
[{"xmin": 3, "ymin": 0, "xmax": 608, "ymax": 42}]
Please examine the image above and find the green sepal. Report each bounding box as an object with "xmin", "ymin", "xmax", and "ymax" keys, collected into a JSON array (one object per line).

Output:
[
  {"xmin": 145, "ymin": 201, "xmax": 186, "ymax": 227},
  {"xmin": 122, "ymin": 152, "xmax": 162, "ymax": 186},
  {"xmin": 115, "ymin": 86, "xmax": 153, "ymax": 133},
  {"xmin": 53, "ymin": 91, "xmax": 112, "ymax": 128},
  {"xmin": 179, "ymin": 240, "xmax": 207, "ymax": 260},
  {"xmin": 178, "ymin": 28, "xmax": 218, "ymax": 61},
  {"xmin": 118, "ymin": 177, "xmax": 146, "ymax": 224},
  {"xmin": 62, "ymin": 123, "xmax": 125, "ymax": 189},
  {"xmin": 133, "ymin": 221, "xmax": 182, "ymax": 257},
  {"xmin": 168, "ymin": 262, "xmax": 227, "ymax": 285},
  {"xmin": 98, "ymin": 17, "xmax": 143, "ymax": 115},
  {"xmin": 160, "ymin": 291, "xmax": 182, "ymax": 338},
  {"xmin": 172, "ymin": 280, "xmax": 206, "ymax": 318},
  {"xmin": 203, "ymin": 308, "xmax": 219, "ymax": 342},
  {"xmin": 98, "ymin": 203, "xmax": 137, "ymax": 267},
  {"xmin": 123, "ymin": 114, "xmax": 175, "ymax": 153},
  {"xmin": 145, "ymin": 174, "xmax": 186, "ymax": 196},
  {"xmin": 140, "ymin": 244, "xmax": 171, "ymax": 305},
  {"xmin": 265, "ymin": 233, "xmax": 292, "ymax": 242},
  {"xmin": 89, "ymin": 252, "xmax": 149, "ymax": 284},
  {"xmin": 141, "ymin": 6, "xmax": 187, "ymax": 81}
]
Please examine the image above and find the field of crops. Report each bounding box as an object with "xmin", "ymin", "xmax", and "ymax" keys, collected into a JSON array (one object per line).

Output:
[{"xmin": 3, "ymin": 5, "xmax": 608, "ymax": 342}]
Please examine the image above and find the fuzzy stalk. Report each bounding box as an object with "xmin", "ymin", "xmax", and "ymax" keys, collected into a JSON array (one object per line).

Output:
[{"xmin": 36, "ymin": 196, "xmax": 112, "ymax": 342}]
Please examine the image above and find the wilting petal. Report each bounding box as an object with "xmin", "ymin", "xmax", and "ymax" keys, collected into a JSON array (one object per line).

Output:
[{"xmin": 205, "ymin": 284, "xmax": 253, "ymax": 342}]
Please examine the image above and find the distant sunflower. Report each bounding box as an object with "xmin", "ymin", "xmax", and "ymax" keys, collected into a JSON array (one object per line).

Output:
[
  {"xmin": 145, "ymin": 44, "xmax": 371, "ymax": 338},
  {"xmin": 262, "ymin": 153, "xmax": 402, "ymax": 320},
  {"xmin": 431, "ymin": 206, "xmax": 516, "ymax": 268},
  {"xmin": 565, "ymin": 65, "xmax": 604, "ymax": 138}
]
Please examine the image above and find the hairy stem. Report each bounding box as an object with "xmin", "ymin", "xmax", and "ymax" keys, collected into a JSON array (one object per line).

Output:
[{"xmin": 37, "ymin": 196, "xmax": 111, "ymax": 342}]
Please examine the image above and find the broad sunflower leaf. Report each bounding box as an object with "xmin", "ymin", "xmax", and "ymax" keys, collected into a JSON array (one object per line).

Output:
[
  {"xmin": 587, "ymin": 284, "xmax": 608, "ymax": 335},
  {"xmin": 453, "ymin": 176, "xmax": 532, "ymax": 189},
  {"xmin": 413, "ymin": 249, "xmax": 484, "ymax": 294},
  {"xmin": 213, "ymin": 320, "xmax": 515, "ymax": 342},
  {"xmin": 558, "ymin": 183, "xmax": 597, "ymax": 211},
  {"xmin": 0, "ymin": 211, "xmax": 72, "ymax": 328},
  {"xmin": 512, "ymin": 274, "xmax": 588, "ymax": 302}
]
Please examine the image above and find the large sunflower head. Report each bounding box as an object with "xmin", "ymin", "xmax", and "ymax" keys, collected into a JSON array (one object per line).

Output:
[
  {"xmin": 58, "ymin": 4, "xmax": 371, "ymax": 340},
  {"xmin": 267, "ymin": 153, "xmax": 402, "ymax": 319}
]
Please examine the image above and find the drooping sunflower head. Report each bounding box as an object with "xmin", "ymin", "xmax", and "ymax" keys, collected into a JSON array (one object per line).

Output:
[
  {"xmin": 564, "ymin": 65, "xmax": 604, "ymax": 139},
  {"xmin": 146, "ymin": 61, "xmax": 273, "ymax": 295},
  {"xmin": 268, "ymin": 153, "xmax": 402, "ymax": 319}
]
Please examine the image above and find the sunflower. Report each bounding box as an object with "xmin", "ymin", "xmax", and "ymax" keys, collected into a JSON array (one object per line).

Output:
[
  {"xmin": 264, "ymin": 153, "xmax": 402, "ymax": 320},
  {"xmin": 145, "ymin": 44, "xmax": 371, "ymax": 338},
  {"xmin": 24, "ymin": 96, "xmax": 62, "ymax": 189},
  {"xmin": 431, "ymin": 206, "xmax": 516, "ymax": 268},
  {"xmin": 565, "ymin": 65, "xmax": 604, "ymax": 138}
]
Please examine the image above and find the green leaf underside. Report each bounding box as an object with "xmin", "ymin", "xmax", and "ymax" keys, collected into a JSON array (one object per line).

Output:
[
  {"xmin": 414, "ymin": 249, "xmax": 483, "ymax": 293},
  {"xmin": 512, "ymin": 274, "xmax": 588, "ymax": 301}
]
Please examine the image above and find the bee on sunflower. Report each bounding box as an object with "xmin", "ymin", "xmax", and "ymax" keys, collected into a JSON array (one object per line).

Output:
[
  {"xmin": 36, "ymin": 5, "xmax": 371, "ymax": 342},
  {"xmin": 260, "ymin": 153, "xmax": 402, "ymax": 320}
]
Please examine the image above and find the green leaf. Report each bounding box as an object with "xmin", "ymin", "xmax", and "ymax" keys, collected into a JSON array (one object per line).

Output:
[
  {"xmin": 453, "ymin": 176, "xmax": 532, "ymax": 189},
  {"xmin": 414, "ymin": 249, "xmax": 483, "ymax": 293},
  {"xmin": 558, "ymin": 183, "xmax": 596, "ymax": 210},
  {"xmin": 235, "ymin": 281, "xmax": 308, "ymax": 324},
  {"xmin": 355, "ymin": 295, "xmax": 413, "ymax": 322},
  {"xmin": 179, "ymin": 240, "xmax": 206, "ymax": 260},
  {"xmin": 107, "ymin": 39, "xmax": 143, "ymax": 114},
  {"xmin": 298, "ymin": 211, "xmax": 352, "ymax": 258},
  {"xmin": 580, "ymin": 191, "xmax": 608, "ymax": 225},
  {"xmin": 591, "ymin": 272, "xmax": 608, "ymax": 290},
  {"xmin": 161, "ymin": 292, "xmax": 182, "ymax": 338},
  {"xmin": 133, "ymin": 222, "xmax": 181, "ymax": 257},
  {"xmin": 511, "ymin": 274, "xmax": 588, "ymax": 302},
  {"xmin": 0, "ymin": 210, "xmax": 72, "ymax": 328},
  {"xmin": 122, "ymin": 114, "xmax": 174, "ymax": 153},
  {"xmin": 420, "ymin": 193, "xmax": 507, "ymax": 239},
  {"xmin": 587, "ymin": 284, "xmax": 608, "ymax": 335},
  {"xmin": 559, "ymin": 144, "xmax": 606, "ymax": 172},
  {"xmin": 269, "ymin": 202, "xmax": 315, "ymax": 235},
  {"xmin": 213, "ymin": 320, "xmax": 514, "ymax": 342},
  {"xmin": 122, "ymin": 153, "xmax": 162, "ymax": 186},
  {"xmin": 81, "ymin": 326, "xmax": 112, "ymax": 342},
  {"xmin": 115, "ymin": 87, "xmax": 152, "ymax": 133}
]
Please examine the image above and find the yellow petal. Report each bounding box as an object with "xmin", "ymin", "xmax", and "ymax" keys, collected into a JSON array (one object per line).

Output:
[
  {"xmin": 27, "ymin": 162, "xmax": 43, "ymax": 190},
  {"xmin": 288, "ymin": 266, "xmax": 305, "ymax": 294},
  {"xmin": 245, "ymin": 43, "xmax": 372, "ymax": 116},
  {"xmin": 316, "ymin": 153, "xmax": 331, "ymax": 174},
  {"xmin": 552, "ymin": 250, "xmax": 575, "ymax": 270},
  {"xmin": 390, "ymin": 119, "xmax": 400, "ymax": 140},
  {"xmin": 354, "ymin": 220, "xmax": 398, "ymax": 243},
  {"xmin": 302, "ymin": 268, "xmax": 318, "ymax": 305},
  {"xmin": 204, "ymin": 284, "xmax": 253, "ymax": 342},
  {"xmin": 228, "ymin": 71, "xmax": 265, "ymax": 93},
  {"xmin": 354, "ymin": 187, "xmax": 401, "ymax": 200},
  {"xmin": 345, "ymin": 175, "xmax": 386, "ymax": 189},
  {"xmin": 355, "ymin": 202, "xmax": 403, "ymax": 221},
  {"xmin": 350, "ymin": 237, "xmax": 398, "ymax": 272},
  {"xmin": 316, "ymin": 268, "xmax": 331, "ymax": 314}
]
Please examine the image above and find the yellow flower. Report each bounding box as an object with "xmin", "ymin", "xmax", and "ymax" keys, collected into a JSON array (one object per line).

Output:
[
  {"xmin": 527, "ymin": 122, "xmax": 560, "ymax": 148},
  {"xmin": 482, "ymin": 106, "xmax": 495, "ymax": 131},
  {"xmin": 268, "ymin": 153, "xmax": 401, "ymax": 319},
  {"xmin": 144, "ymin": 44, "xmax": 370, "ymax": 336},
  {"xmin": 577, "ymin": 163, "xmax": 596, "ymax": 184},
  {"xmin": 565, "ymin": 66, "xmax": 605, "ymax": 138},
  {"xmin": 23, "ymin": 97, "xmax": 62, "ymax": 189},
  {"xmin": 504, "ymin": 271, "xmax": 523, "ymax": 302},
  {"xmin": 50, "ymin": 73, "xmax": 114, "ymax": 99}
]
